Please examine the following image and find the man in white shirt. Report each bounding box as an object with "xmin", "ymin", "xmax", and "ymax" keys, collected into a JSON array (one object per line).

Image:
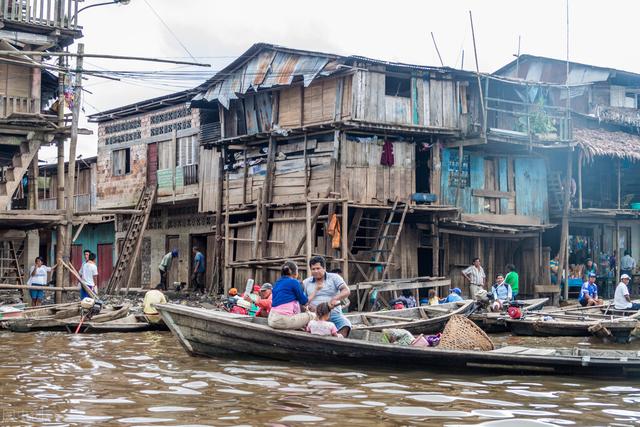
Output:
[
  {"xmin": 79, "ymin": 252, "xmax": 98, "ymax": 299},
  {"xmin": 614, "ymin": 274, "xmax": 640, "ymax": 310},
  {"xmin": 620, "ymin": 250, "xmax": 637, "ymax": 278}
]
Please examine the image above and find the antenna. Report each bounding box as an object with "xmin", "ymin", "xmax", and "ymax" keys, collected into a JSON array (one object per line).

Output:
[
  {"xmin": 431, "ymin": 32, "xmax": 445, "ymax": 67},
  {"xmin": 461, "ymin": 49, "xmax": 465, "ymax": 69},
  {"xmin": 516, "ymin": 35, "xmax": 521, "ymax": 76}
]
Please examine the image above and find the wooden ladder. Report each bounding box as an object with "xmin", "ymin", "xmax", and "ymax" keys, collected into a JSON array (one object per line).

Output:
[
  {"xmin": 350, "ymin": 199, "xmax": 410, "ymax": 282},
  {"xmin": 547, "ymin": 171, "xmax": 564, "ymax": 214},
  {"xmin": 106, "ymin": 186, "xmax": 156, "ymax": 294}
]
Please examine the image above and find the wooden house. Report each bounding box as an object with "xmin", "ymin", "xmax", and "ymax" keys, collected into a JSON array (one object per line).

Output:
[
  {"xmin": 494, "ymin": 55, "xmax": 640, "ymax": 297},
  {"xmin": 0, "ymin": 0, "xmax": 82, "ymax": 296},
  {"xmin": 191, "ymin": 43, "xmax": 490, "ymax": 300}
]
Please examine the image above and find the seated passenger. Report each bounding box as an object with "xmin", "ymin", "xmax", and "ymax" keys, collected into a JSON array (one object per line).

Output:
[
  {"xmin": 306, "ymin": 302, "xmax": 341, "ymax": 337},
  {"xmin": 268, "ymin": 261, "xmax": 315, "ymax": 330},
  {"xmin": 303, "ymin": 256, "xmax": 352, "ymax": 338},
  {"xmin": 440, "ymin": 288, "xmax": 463, "ymax": 304},
  {"xmin": 579, "ymin": 273, "xmax": 603, "ymax": 307},
  {"xmin": 491, "ymin": 274, "xmax": 512, "ymax": 312},
  {"xmin": 254, "ymin": 283, "xmax": 273, "ymax": 318},
  {"xmin": 390, "ymin": 289, "xmax": 417, "ymax": 309},
  {"xmin": 427, "ymin": 289, "xmax": 439, "ymax": 306}
]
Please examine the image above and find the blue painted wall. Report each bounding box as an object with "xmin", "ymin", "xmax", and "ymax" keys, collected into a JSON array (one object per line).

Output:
[
  {"xmin": 441, "ymin": 148, "xmax": 548, "ymax": 223},
  {"xmin": 50, "ymin": 222, "xmax": 115, "ymax": 264}
]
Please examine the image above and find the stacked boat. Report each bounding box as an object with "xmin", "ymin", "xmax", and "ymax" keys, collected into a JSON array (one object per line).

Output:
[{"xmin": 0, "ymin": 301, "xmax": 167, "ymax": 333}]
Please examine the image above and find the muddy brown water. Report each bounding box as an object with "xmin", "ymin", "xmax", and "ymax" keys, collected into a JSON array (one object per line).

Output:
[{"xmin": 1, "ymin": 331, "xmax": 640, "ymax": 426}]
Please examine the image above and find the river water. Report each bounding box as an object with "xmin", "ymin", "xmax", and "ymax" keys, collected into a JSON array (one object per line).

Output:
[{"xmin": 1, "ymin": 331, "xmax": 640, "ymax": 426}]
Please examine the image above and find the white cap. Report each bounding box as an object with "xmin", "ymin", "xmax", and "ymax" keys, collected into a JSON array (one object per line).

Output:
[{"xmin": 621, "ymin": 274, "xmax": 631, "ymax": 280}]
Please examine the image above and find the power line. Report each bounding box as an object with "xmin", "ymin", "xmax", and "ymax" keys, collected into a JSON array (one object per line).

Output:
[{"xmin": 143, "ymin": 0, "xmax": 198, "ymax": 64}]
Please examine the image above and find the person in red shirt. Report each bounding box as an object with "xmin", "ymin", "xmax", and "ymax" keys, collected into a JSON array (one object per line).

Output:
[{"xmin": 255, "ymin": 283, "xmax": 273, "ymax": 317}]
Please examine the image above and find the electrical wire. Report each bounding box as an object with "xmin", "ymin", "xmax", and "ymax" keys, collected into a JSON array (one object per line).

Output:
[{"xmin": 143, "ymin": 0, "xmax": 198, "ymax": 63}]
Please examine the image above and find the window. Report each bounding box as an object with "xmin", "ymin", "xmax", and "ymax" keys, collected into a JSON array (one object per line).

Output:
[
  {"xmin": 385, "ymin": 75, "xmax": 411, "ymax": 98},
  {"xmin": 625, "ymin": 92, "xmax": 640, "ymax": 109},
  {"xmin": 448, "ymin": 151, "xmax": 470, "ymax": 188},
  {"xmin": 177, "ymin": 135, "xmax": 198, "ymax": 166},
  {"xmin": 112, "ymin": 148, "xmax": 131, "ymax": 176},
  {"xmin": 157, "ymin": 140, "xmax": 172, "ymax": 170}
]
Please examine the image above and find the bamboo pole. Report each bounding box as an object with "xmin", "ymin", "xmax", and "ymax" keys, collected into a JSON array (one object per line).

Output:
[
  {"xmin": 577, "ymin": 149, "xmax": 583, "ymax": 210},
  {"xmin": 559, "ymin": 147, "xmax": 573, "ymax": 301},
  {"xmin": 0, "ymin": 284, "xmax": 78, "ymax": 291}
]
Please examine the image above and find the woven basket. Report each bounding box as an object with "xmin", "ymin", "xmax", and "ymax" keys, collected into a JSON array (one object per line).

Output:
[{"xmin": 438, "ymin": 315, "xmax": 494, "ymax": 351}]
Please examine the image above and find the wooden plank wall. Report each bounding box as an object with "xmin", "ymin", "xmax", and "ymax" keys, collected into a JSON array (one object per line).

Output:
[
  {"xmin": 440, "ymin": 148, "xmax": 549, "ymax": 222},
  {"xmin": 342, "ymin": 136, "xmax": 415, "ymax": 204},
  {"xmin": 445, "ymin": 234, "xmax": 539, "ymax": 297},
  {"xmin": 352, "ymin": 70, "xmax": 461, "ymax": 129},
  {"xmin": 198, "ymin": 147, "xmax": 220, "ymax": 212}
]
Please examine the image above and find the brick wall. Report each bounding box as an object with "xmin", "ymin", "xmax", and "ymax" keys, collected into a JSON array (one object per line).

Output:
[{"xmin": 96, "ymin": 104, "xmax": 200, "ymax": 209}]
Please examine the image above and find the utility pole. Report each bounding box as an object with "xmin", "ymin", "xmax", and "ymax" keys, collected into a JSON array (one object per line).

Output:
[
  {"xmin": 64, "ymin": 43, "xmax": 84, "ymax": 290},
  {"xmin": 55, "ymin": 55, "xmax": 66, "ymax": 303}
]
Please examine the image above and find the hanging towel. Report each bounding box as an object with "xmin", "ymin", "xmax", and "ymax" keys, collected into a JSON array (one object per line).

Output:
[
  {"xmin": 327, "ymin": 213, "xmax": 341, "ymax": 249},
  {"xmin": 381, "ymin": 140, "xmax": 395, "ymax": 166}
]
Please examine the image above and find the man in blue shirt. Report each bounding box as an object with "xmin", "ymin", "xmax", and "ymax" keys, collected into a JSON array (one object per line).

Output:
[
  {"xmin": 440, "ymin": 288, "xmax": 463, "ymax": 304},
  {"xmin": 191, "ymin": 246, "xmax": 205, "ymax": 293},
  {"xmin": 579, "ymin": 273, "xmax": 603, "ymax": 307}
]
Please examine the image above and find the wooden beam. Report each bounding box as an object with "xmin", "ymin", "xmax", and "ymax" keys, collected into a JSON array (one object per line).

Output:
[
  {"xmin": 577, "ymin": 149, "xmax": 583, "ymax": 210},
  {"xmin": 471, "ymin": 189, "xmax": 515, "ymax": 199},
  {"xmin": 306, "ymin": 201, "xmax": 312, "ymax": 269},
  {"xmin": 461, "ymin": 213, "xmax": 542, "ymax": 226},
  {"xmin": 342, "ymin": 200, "xmax": 348, "ymax": 281},
  {"xmin": 0, "ymin": 284, "xmax": 78, "ymax": 292},
  {"xmin": 348, "ymin": 278, "xmax": 451, "ymax": 292}
]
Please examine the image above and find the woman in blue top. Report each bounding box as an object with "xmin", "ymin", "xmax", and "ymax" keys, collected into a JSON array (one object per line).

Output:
[{"xmin": 268, "ymin": 260, "xmax": 315, "ymax": 330}]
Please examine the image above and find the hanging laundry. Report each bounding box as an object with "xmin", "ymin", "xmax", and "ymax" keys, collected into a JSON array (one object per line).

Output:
[
  {"xmin": 380, "ymin": 140, "xmax": 395, "ymax": 166},
  {"xmin": 327, "ymin": 213, "xmax": 341, "ymax": 249}
]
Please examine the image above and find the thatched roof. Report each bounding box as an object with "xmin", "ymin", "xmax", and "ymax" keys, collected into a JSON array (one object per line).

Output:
[{"xmin": 574, "ymin": 127, "xmax": 640, "ymax": 162}]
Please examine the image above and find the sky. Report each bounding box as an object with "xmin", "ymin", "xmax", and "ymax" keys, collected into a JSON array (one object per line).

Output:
[{"xmin": 38, "ymin": 0, "xmax": 640, "ymax": 163}]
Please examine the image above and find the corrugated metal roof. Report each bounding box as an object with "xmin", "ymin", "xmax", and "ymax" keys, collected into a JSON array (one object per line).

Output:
[{"xmin": 196, "ymin": 49, "xmax": 331, "ymax": 109}]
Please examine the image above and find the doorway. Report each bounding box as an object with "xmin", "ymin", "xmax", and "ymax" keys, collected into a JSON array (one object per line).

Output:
[
  {"xmin": 71, "ymin": 244, "xmax": 83, "ymax": 272},
  {"xmin": 165, "ymin": 235, "xmax": 180, "ymax": 288},
  {"xmin": 97, "ymin": 243, "xmax": 113, "ymax": 287},
  {"xmin": 415, "ymin": 144, "xmax": 431, "ymax": 194}
]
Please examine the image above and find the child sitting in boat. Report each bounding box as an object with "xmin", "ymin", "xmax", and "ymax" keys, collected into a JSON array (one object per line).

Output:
[{"xmin": 305, "ymin": 302, "xmax": 342, "ymax": 337}]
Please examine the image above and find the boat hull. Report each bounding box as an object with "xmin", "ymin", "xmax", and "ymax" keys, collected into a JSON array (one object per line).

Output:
[{"xmin": 157, "ymin": 303, "xmax": 640, "ymax": 378}]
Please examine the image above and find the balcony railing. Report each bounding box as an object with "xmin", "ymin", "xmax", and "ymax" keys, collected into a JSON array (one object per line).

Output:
[
  {"xmin": 0, "ymin": 95, "xmax": 37, "ymax": 118},
  {"xmin": 0, "ymin": 0, "xmax": 82, "ymax": 31},
  {"xmin": 38, "ymin": 193, "xmax": 91, "ymax": 211}
]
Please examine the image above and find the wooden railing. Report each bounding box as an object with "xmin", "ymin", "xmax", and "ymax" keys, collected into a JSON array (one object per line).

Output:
[
  {"xmin": 0, "ymin": 0, "xmax": 82, "ymax": 30},
  {"xmin": 38, "ymin": 193, "xmax": 91, "ymax": 211},
  {"xmin": 0, "ymin": 95, "xmax": 37, "ymax": 117}
]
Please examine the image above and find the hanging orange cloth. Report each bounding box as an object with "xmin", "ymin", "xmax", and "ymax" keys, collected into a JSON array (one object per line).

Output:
[{"xmin": 327, "ymin": 213, "xmax": 341, "ymax": 249}]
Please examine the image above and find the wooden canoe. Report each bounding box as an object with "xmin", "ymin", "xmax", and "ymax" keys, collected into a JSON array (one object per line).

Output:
[
  {"xmin": 2, "ymin": 303, "xmax": 131, "ymax": 332},
  {"xmin": 156, "ymin": 303, "xmax": 640, "ymax": 378},
  {"xmin": 346, "ymin": 300, "xmax": 475, "ymax": 334},
  {"xmin": 506, "ymin": 310, "xmax": 640, "ymax": 343},
  {"xmin": 65, "ymin": 313, "xmax": 168, "ymax": 333},
  {"xmin": 469, "ymin": 298, "xmax": 549, "ymax": 333}
]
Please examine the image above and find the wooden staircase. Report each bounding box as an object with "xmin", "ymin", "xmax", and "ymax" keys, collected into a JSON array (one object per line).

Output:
[
  {"xmin": 0, "ymin": 139, "xmax": 41, "ymax": 210},
  {"xmin": 349, "ymin": 199, "xmax": 410, "ymax": 282},
  {"xmin": 547, "ymin": 171, "xmax": 564, "ymax": 217},
  {"xmin": 105, "ymin": 186, "xmax": 156, "ymax": 294}
]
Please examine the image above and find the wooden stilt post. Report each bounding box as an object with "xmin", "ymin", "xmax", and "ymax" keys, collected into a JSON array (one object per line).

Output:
[
  {"xmin": 341, "ymin": 200, "xmax": 348, "ymax": 283},
  {"xmin": 432, "ymin": 217, "xmax": 440, "ymax": 276},
  {"xmin": 559, "ymin": 146, "xmax": 573, "ymax": 301},
  {"xmin": 306, "ymin": 201, "xmax": 312, "ymax": 272},
  {"xmin": 577, "ymin": 149, "xmax": 583, "ymax": 210}
]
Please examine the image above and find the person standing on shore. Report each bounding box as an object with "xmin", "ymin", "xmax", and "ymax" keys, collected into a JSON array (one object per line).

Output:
[
  {"xmin": 462, "ymin": 257, "xmax": 486, "ymax": 298},
  {"xmin": 158, "ymin": 249, "xmax": 178, "ymax": 291},
  {"xmin": 28, "ymin": 257, "xmax": 55, "ymax": 306}
]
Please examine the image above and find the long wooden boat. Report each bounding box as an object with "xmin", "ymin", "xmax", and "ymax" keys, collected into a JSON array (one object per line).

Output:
[
  {"xmin": 65, "ymin": 313, "xmax": 168, "ymax": 333},
  {"xmin": 345, "ymin": 300, "xmax": 475, "ymax": 334},
  {"xmin": 157, "ymin": 303, "xmax": 640, "ymax": 378},
  {"xmin": 506, "ymin": 309, "xmax": 640, "ymax": 343},
  {"xmin": 469, "ymin": 298, "xmax": 549, "ymax": 333},
  {"xmin": 2, "ymin": 303, "xmax": 131, "ymax": 332}
]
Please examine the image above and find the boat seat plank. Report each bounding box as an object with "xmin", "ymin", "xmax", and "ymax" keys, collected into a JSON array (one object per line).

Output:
[
  {"xmin": 363, "ymin": 313, "xmax": 418, "ymax": 322},
  {"xmin": 519, "ymin": 348, "xmax": 557, "ymax": 356},
  {"xmin": 491, "ymin": 346, "xmax": 530, "ymax": 354}
]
